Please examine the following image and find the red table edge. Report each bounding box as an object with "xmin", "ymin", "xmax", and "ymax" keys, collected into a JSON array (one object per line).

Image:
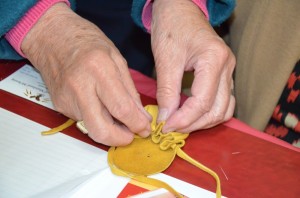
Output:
[{"xmin": 129, "ymin": 69, "xmax": 300, "ymax": 153}]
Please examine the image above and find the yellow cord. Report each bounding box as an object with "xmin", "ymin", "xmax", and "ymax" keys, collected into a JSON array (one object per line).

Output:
[
  {"xmin": 41, "ymin": 119, "xmax": 75, "ymax": 135},
  {"xmin": 176, "ymin": 148, "xmax": 221, "ymax": 198},
  {"xmin": 43, "ymin": 105, "xmax": 222, "ymax": 197},
  {"xmin": 108, "ymin": 105, "xmax": 222, "ymax": 198},
  {"xmin": 133, "ymin": 175, "xmax": 183, "ymax": 198}
]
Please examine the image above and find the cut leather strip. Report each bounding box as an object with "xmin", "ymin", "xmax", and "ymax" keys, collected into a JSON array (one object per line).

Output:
[
  {"xmin": 41, "ymin": 119, "xmax": 75, "ymax": 135},
  {"xmin": 176, "ymin": 147, "xmax": 221, "ymax": 196},
  {"xmin": 108, "ymin": 105, "xmax": 222, "ymax": 198},
  {"xmin": 43, "ymin": 105, "xmax": 222, "ymax": 197}
]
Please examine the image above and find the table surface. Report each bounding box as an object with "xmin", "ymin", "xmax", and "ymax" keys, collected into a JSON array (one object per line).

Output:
[{"xmin": 1, "ymin": 60, "xmax": 300, "ymax": 198}]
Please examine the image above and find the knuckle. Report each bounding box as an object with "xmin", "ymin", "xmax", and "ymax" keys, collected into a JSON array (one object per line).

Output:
[
  {"xmin": 200, "ymin": 104, "xmax": 211, "ymax": 114},
  {"xmin": 212, "ymin": 111, "xmax": 225, "ymax": 123},
  {"xmin": 156, "ymin": 86, "xmax": 179, "ymax": 99},
  {"xmin": 213, "ymin": 38, "xmax": 227, "ymax": 50},
  {"xmin": 80, "ymin": 50, "xmax": 114, "ymax": 72},
  {"xmin": 224, "ymin": 111, "xmax": 234, "ymax": 121},
  {"xmin": 193, "ymin": 98, "xmax": 212, "ymax": 114},
  {"xmin": 132, "ymin": 120, "xmax": 148, "ymax": 134},
  {"xmin": 203, "ymin": 115, "xmax": 220, "ymax": 128},
  {"xmin": 113, "ymin": 103, "xmax": 132, "ymax": 121},
  {"xmin": 90, "ymin": 128, "xmax": 111, "ymax": 144},
  {"xmin": 225, "ymin": 97, "xmax": 236, "ymax": 121},
  {"xmin": 111, "ymin": 102, "xmax": 149, "ymax": 133},
  {"xmin": 207, "ymin": 39, "xmax": 231, "ymax": 63},
  {"xmin": 176, "ymin": 118, "xmax": 192, "ymax": 129},
  {"xmin": 127, "ymin": 114, "xmax": 149, "ymax": 133},
  {"xmin": 81, "ymin": 50, "xmax": 107, "ymax": 64}
]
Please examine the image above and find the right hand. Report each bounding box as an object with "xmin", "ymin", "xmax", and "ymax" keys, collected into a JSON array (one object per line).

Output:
[
  {"xmin": 21, "ymin": 3, "xmax": 151, "ymax": 146},
  {"xmin": 151, "ymin": 0, "xmax": 236, "ymax": 133}
]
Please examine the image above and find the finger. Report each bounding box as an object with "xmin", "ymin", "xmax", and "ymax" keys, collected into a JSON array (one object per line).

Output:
[
  {"xmin": 155, "ymin": 54, "xmax": 185, "ymax": 123},
  {"xmin": 177, "ymin": 58, "xmax": 235, "ymax": 132},
  {"xmin": 173, "ymin": 71, "xmax": 230, "ymax": 132},
  {"xmin": 77, "ymin": 88, "xmax": 134, "ymax": 146},
  {"xmin": 95, "ymin": 56, "xmax": 151, "ymax": 137},
  {"xmin": 220, "ymin": 78, "xmax": 235, "ymax": 124},
  {"xmin": 162, "ymin": 56, "xmax": 223, "ymax": 132},
  {"xmin": 179, "ymin": 94, "xmax": 235, "ymax": 132},
  {"xmin": 112, "ymin": 52, "xmax": 152, "ymax": 121},
  {"xmin": 196, "ymin": 94, "xmax": 235, "ymax": 130},
  {"xmin": 86, "ymin": 108, "xmax": 135, "ymax": 146},
  {"xmin": 223, "ymin": 94, "xmax": 235, "ymax": 122}
]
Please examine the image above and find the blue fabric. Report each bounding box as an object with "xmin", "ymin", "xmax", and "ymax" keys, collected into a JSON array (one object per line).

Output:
[
  {"xmin": 131, "ymin": 0, "xmax": 147, "ymax": 31},
  {"xmin": 0, "ymin": 1, "xmax": 37, "ymax": 36},
  {"xmin": 0, "ymin": 39, "xmax": 23, "ymax": 60},
  {"xmin": 0, "ymin": 0, "xmax": 76, "ymax": 60},
  {"xmin": 0, "ymin": 1, "xmax": 37, "ymax": 60},
  {"xmin": 207, "ymin": 0, "xmax": 235, "ymax": 26},
  {"xmin": 131, "ymin": 0, "xmax": 236, "ymax": 29}
]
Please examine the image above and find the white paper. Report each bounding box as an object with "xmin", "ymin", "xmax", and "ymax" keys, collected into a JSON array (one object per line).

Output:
[
  {"xmin": 0, "ymin": 108, "xmax": 107, "ymax": 198},
  {"xmin": 0, "ymin": 64, "xmax": 54, "ymax": 109},
  {"xmin": 31, "ymin": 168, "xmax": 130, "ymax": 198},
  {"xmin": 61, "ymin": 168, "xmax": 130, "ymax": 198},
  {"xmin": 150, "ymin": 173, "xmax": 220, "ymax": 198}
]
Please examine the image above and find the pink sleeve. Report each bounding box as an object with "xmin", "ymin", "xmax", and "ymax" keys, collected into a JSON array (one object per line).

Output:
[
  {"xmin": 142, "ymin": 0, "xmax": 209, "ymax": 33},
  {"xmin": 5, "ymin": 0, "xmax": 70, "ymax": 58}
]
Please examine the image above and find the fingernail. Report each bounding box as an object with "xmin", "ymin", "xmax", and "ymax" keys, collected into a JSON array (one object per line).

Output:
[
  {"xmin": 158, "ymin": 108, "xmax": 169, "ymax": 123},
  {"xmin": 139, "ymin": 129, "xmax": 151, "ymax": 138}
]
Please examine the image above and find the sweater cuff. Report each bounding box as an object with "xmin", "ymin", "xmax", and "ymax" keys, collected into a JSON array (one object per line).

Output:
[
  {"xmin": 142, "ymin": 0, "xmax": 209, "ymax": 33},
  {"xmin": 4, "ymin": 0, "xmax": 70, "ymax": 58}
]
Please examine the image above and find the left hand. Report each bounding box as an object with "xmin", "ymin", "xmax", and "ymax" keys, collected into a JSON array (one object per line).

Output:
[
  {"xmin": 151, "ymin": 0, "xmax": 236, "ymax": 133},
  {"xmin": 21, "ymin": 3, "xmax": 151, "ymax": 146}
]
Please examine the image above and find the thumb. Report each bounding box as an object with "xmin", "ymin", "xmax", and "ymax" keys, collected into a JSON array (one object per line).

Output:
[{"xmin": 155, "ymin": 60, "xmax": 184, "ymax": 123}]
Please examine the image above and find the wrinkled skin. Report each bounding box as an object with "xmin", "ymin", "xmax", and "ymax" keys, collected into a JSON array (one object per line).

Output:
[
  {"xmin": 21, "ymin": 0, "xmax": 235, "ymax": 146},
  {"xmin": 152, "ymin": 0, "xmax": 236, "ymax": 133},
  {"xmin": 22, "ymin": 3, "xmax": 152, "ymax": 146}
]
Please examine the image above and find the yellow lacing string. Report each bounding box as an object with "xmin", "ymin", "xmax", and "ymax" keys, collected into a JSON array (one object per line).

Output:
[
  {"xmin": 151, "ymin": 122, "xmax": 189, "ymax": 151},
  {"xmin": 154, "ymin": 123, "xmax": 221, "ymax": 197},
  {"xmin": 41, "ymin": 108, "xmax": 222, "ymax": 198},
  {"xmin": 154, "ymin": 122, "xmax": 221, "ymax": 198},
  {"xmin": 41, "ymin": 120, "xmax": 183, "ymax": 196},
  {"xmin": 176, "ymin": 147, "xmax": 221, "ymax": 197},
  {"xmin": 108, "ymin": 122, "xmax": 222, "ymax": 198},
  {"xmin": 41, "ymin": 119, "xmax": 75, "ymax": 135}
]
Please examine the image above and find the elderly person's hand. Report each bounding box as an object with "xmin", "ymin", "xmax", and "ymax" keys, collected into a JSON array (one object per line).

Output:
[
  {"xmin": 152, "ymin": 0, "xmax": 236, "ymax": 133},
  {"xmin": 21, "ymin": 3, "xmax": 151, "ymax": 146}
]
